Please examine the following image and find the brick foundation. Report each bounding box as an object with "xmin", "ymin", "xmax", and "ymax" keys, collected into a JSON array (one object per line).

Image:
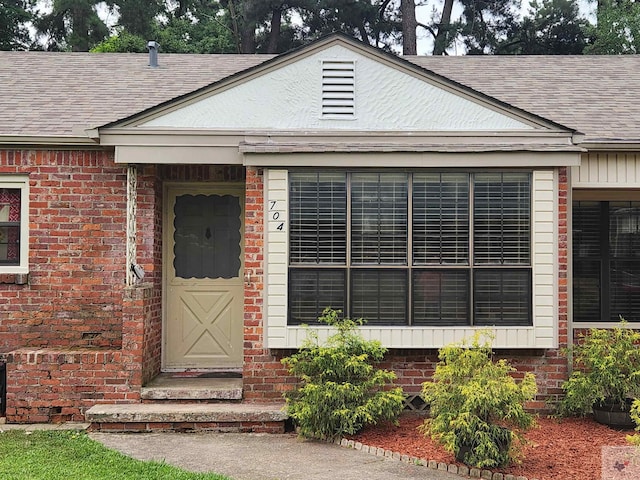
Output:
[
  {"xmin": 4, "ymin": 349, "xmax": 140, "ymax": 423},
  {"xmin": 90, "ymin": 421, "xmax": 285, "ymax": 433}
]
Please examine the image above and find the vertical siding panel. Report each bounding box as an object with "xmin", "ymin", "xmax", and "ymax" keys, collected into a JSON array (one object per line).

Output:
[
  {"xmin": 532, "ymin": 170, "xmax": 556, "ymax": 348},
  {"xmin": 574, "ymin": 151, "xmax": 640, "ymax": 187},
  {"xmin": 265, "ymin": 169, "xmax": 289, "ymax": 347}
]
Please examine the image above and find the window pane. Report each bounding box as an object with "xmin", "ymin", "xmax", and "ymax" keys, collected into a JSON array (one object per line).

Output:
[
  {"xmin": 351, "ymin": 270, "xmax": 407, "ymax": 325},
  {"xmin": 474, "ymin": 269, "xmax": 531, "ymax": 326},
  {"xmin": 288, "ymin": 269, "xmax": 345, "ymax": 325},
  {"xmin": 174, "ymin": 194, "xmax": 241, "ymax": 279},
  {"xmin": 289, "ymin": 172, "xmax": 346, "ymax": 264},
  {"xmin": 573, "ymin": 201, "xmax": 601, "ymax": 258},
  {"xmin": 474, "ymin": 173, "xmax": 530, "ymax": 265},
  {"xmin": 413, "ymin": 270, "xmax": 469, "ymax": 326},
  {"xmin": 610, "ymin": 260, "xmax": 640, "ymax": 322},
  {"xmin": 413, "ymin": 173, "xmax": 469, "ymax": 265},
  {"xmin": 573, "ymin": 260, "xmax": 601, "ymax": 322},
  {"xmin": 610, "ymin": 202, "xmax": 640, "ymax": 259},
  {"xmin": 0, "ymin": 188, "xmax": 21, "ymax": 265},
  {"xmin": 351, "ymin": 173, "xmax": 408, "ymax": 264}
]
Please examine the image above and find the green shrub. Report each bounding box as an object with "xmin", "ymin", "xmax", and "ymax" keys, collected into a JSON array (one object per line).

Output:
[
  {"xmin": 421, "ymin": 332, "xmax": 537, "ymax": 468},
  {"xmin": 281, "ymin": 308, "xmax": 404, "ymax": 441},
  {"xmin": 626, "ymin": 399, "xmax": 640, "ymax": 445},
  {"xmin": 559, "ymin": 320, "xmax": 640, "ymax": 417}
]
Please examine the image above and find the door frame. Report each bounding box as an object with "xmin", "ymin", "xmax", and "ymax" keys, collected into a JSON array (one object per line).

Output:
[{"xmin": 161, "ymin": 181, "xmax": 246, "ymax": 371}]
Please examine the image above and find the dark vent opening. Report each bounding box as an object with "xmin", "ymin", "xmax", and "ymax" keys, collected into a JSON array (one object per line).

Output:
[{"xmin": 322, "ymin": 60, "xmax": 355, "ymax": 117}]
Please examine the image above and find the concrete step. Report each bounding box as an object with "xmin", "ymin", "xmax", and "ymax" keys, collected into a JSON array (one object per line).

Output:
[
  {"xmin": 85, "ymin": 402, "xmax": 288, "ymax": 433},
  {"xmin": 141, "ymin": 375, "xmax": 243, "ymax": 401}
]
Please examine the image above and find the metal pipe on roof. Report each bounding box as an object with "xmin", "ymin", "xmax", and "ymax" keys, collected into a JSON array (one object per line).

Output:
[{"xmin": 147, "ymin": 41, "xmax": 159, "ymax": 68}]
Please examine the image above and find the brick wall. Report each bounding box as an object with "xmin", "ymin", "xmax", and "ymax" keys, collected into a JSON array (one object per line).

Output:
[
  {"xmin": 0, "ymin": 149, "xmax": 149, "ymax": 422},
  {"xmin": 242, "ymin": 166, "xmax": 571, "ymax": 411},
  {"xmin": 0, "ymin": 149, "xmax": 127, "ymax": 351},
  {"xmin": 5, "ymin": 349, "xmax": 140, "ymax": 423}
]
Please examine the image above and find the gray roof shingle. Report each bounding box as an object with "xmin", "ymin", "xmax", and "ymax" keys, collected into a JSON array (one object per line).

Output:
[
  {"xmin": 0, "ymin": 51, "xmax": 272, "ymax": 138},
  {"xmin": 409, "ymin": 55, "xmax": 640, "ymax": 143},
  {"xmin": 1, "ymin": 49, "xmax": 638, "ymax": 143}
]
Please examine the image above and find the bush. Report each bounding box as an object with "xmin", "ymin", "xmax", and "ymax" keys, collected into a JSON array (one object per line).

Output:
[
  {"xmin": 421, "ymin": 332, "xmax": 537, "ymax": 468},
  {"xmin": 281, "ymin": 308, "xmax": 404, "ymax": 441},
  {"xmin": 626, "ymin": 399, "xmax": 640, "ymax": 445},
  {"xmin": 559, "ymin": 320, "xmax": 640, "ymax": 417}
]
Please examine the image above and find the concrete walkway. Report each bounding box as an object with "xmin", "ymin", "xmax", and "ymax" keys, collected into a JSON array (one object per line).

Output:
[{"xmin": 89, "ymin": 431, "xmax": 465, "ymax": 480}]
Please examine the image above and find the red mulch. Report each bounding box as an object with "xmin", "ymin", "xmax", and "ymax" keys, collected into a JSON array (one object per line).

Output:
[{"xmin": 346, "ymin": 413, "xmax": 633, "ymax": 480}]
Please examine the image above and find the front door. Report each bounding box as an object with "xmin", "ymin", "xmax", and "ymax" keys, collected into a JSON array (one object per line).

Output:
[{"xmin": 164, "ymin": 184, "xmax": 244, "ymax": 370}]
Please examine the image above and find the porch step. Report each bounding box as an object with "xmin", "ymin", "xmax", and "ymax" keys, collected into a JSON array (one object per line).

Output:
[
  {"xmin": 141, "ymin": 374, "xmax": 242, "ymax": 401},
  {"xmin": 86, "ymin": 402, "xmax": 288, "ymax": 433}
]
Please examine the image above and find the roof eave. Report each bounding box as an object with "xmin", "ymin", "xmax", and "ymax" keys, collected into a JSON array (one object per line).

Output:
[
  {"xmin": 580, "ymin": 139, "xmax": 640, "ymax": 151},
  {"xmin": 0, "ymin": 134, "xmax": 102, "ymax": 148}
]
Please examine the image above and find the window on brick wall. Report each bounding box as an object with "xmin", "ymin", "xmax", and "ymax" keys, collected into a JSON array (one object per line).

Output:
[
  {"xmin": 573, "ymin": 200, "xmax": 640, "ymax": 322},
  {"xmin": 288, "ymin": 170, "xmax": 532, "ymax": 326},
  {"xmin": 0, "ymin": 177, "xmax": 29, "ymax": 274}
]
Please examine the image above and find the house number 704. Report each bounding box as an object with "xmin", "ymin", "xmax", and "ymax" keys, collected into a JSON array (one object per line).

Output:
[{"xmin": 269, "ymin": 200, "xmax": 285, "ymax": 231}]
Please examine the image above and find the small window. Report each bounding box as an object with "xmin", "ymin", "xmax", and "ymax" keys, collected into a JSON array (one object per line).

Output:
[
  {"xmin": 0, "ymin": 177, "xmax": 29, "ymax": 274},
  {"xmin": 321, "ymin": 60, "xmax": 355, "ymax": 118}
]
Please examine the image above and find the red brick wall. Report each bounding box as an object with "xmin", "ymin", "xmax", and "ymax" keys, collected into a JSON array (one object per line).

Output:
[
  {"xmin": 5, "ymin": 349, "xmax": 140, "ymax": 423},
  {"xmin": 136, "ymin": 166, "xmax": 163, "ymax": 384},
  {"xmin": 242, "ymin": 166, "xmax": 571, "ymax": 411},
  {"xmin": 0, "ymin": 149, "xmax": 127, "ymax": 351}
]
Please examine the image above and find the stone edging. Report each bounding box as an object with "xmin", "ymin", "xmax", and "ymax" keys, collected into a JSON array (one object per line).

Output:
[{"xmin": 335, "ymin": 437, "xmax": 539, "ymax": 480}]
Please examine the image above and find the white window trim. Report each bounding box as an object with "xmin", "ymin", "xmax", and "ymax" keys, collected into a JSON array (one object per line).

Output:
[
  {"xmin": 0, "ymin": 176, "xmax": 29, "ymax": 275},
  {"xmin": 264, "ymin": 168, "xmax": 558, "ymax": 349}
]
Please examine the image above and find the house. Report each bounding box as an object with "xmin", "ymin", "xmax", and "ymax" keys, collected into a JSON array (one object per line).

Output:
[{"xmin": 0, "ymin": 33, "xmax": 638, "ymax": 428}]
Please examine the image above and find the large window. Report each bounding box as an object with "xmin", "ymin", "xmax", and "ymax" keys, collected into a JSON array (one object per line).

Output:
[
  {"xmin": 573, "ymin": 201, "xmax": 640, "ymax": 322},
  {"xmin": 288, "ymin": 171, "xmax": 532, "ymax": 326},
  {"xmin": 0, "ymin": 177, "xmax": 28, "ymax": 274}
]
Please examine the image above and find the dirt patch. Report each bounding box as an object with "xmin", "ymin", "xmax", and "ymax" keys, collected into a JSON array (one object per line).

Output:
[{"xmin": 347, "ymin": 414, "xmax": 634, "ymax": 480}]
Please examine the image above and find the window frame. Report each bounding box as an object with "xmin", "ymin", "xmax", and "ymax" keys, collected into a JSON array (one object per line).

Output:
[
  {"xmin": 0, "ymin": 176, "xmax": 29, "ymax": 275},
  {"xmin": 573, "ymin": 199, "xmax": 640, "ymax": 323},
  {"xmin": 287, "ymin": 169, "xmax": 533, "ymax": 327}
]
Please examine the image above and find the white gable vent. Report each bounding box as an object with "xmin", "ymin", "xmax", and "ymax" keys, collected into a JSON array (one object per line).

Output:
[{"xmin": 321, "ymin": 60, "xmax": 355, "ymax": 118}]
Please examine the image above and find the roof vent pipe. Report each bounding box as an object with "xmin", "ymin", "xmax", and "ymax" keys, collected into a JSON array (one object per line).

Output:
[{"xmin": 147, "ymin": 41, "xmax": 159, "ymax": 68}]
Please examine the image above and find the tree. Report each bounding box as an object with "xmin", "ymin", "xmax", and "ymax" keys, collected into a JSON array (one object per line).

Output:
[
  {"xmin": 112, "ymin": 0, "xmax": 162, "ymax": 39},
  {"xmin": 414, "ymin": 0, "xmax": 520, "ymax": 55},
  {"xmin": 298, "ymin": 0, "xmax": 400, "ymax": 51},
  {"xmin": 586, "ymin": 0, "xmax": 640, "ymax": 54},
  {"xmin": 507, "ymin": 0, "xmax": 588, "ymax": 54},
  {"xmin": 0, "ymin": 0, "xmax": 32, "ymax": 50},
  {"xmin": 457, "ymin": 0, "xmax": 520, "ymax": 54},
  {"xmin": 35, "ymin": 0, "xmax": 110, "ymax": 51}
]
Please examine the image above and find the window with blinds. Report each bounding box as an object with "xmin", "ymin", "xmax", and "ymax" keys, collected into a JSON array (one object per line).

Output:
[
  {"xmin": 288, "ymin": 171, "xmax": 532, "ymax": 326},
  {"xmin": 574, "ymin": 200, "xmax": 640, "ymax": 322}
]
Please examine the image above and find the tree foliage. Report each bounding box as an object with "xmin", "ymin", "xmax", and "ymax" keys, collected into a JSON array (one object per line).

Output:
[
  {"xmin": 508, "ymin": 0, "xmax": 589, "ymax": 54},
  {"xmin": 586, "ymin": 0, "xmax": 640, "ymax": 54},
  {"xmin": 0, "ymin": 0, "xmax": 32, "ymax": 50},
  {"xmin": 0, "ymin": 0, "xmax": 636, "ymax": 55}
]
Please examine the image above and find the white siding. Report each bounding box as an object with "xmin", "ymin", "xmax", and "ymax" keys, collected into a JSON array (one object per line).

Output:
[
  {"xmin": 143, "ymin": 45, "xmax": 533, "ymax": 132},
  {"xmin": 264, "ymin": 169, "xmax": 288, "ymax": 348},
  {"xmin": 531, "ymin": 170, "xmax": 558, "ymax": 348},
  {"xmin": 572, "ymin": 152, "xmax": 640, "ymax": 188},
  {"xmin": 265, "ymin": 168, "xmax": 558, "ymax": 349}
]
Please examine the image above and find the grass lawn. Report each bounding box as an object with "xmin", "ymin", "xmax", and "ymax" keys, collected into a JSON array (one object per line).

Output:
[{"xmin": 0, "ymin": 430, "xmax": 233, "ymax": 480}]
